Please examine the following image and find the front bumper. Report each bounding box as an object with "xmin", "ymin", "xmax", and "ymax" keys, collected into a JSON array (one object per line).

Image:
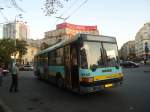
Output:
[{"xmin": 80, "ymin": 77, "xmax": 123, "ymax": 93}]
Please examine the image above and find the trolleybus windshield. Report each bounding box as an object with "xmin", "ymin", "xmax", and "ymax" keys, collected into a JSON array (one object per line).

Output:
[{"xmin": 80, "ymin": 41, "xmax": 119, "ymax": 69}]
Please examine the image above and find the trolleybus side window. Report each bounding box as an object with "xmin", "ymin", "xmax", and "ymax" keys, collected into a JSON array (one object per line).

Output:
[
  {"xmin": 56, "ymin": 48, "xmax": 64, "ymax": 65},
  {"xmin": 48, "ymin": 51, "xmax": 56, "ymax": 65}
]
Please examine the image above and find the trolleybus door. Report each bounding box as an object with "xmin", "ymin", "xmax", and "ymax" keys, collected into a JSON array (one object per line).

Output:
[
  {"xmin": 70, "ymin": 44, "xmax": 79, "ymax": 89},
  {"xmin": 64, "ymin": 45, "xmax": 72, "ymax": 88}
]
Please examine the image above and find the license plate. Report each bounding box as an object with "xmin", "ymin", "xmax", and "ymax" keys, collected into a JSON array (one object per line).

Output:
[{"xmin": 105, "ymin": 84, "xmax": 113, "ymax": 88}]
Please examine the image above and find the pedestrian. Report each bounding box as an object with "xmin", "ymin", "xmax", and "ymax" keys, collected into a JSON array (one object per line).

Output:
[
  {"xmin": 9, "ymin": 63, "xmax": 19, "ymax": 92},
  {"xmin": 0, "ymin": 65, "xmax": 3, "ymax": 86}
]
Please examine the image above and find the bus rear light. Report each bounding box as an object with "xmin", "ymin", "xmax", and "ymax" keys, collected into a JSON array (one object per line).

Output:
[{"xmin": 82, "ymin": 77, "xmax": 94, "ymax": 83}]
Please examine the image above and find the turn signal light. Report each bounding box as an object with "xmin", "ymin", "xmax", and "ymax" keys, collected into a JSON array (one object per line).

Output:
[{"xmin": 82, "ymin": 77, "xmax": 94, "ymax": 83}]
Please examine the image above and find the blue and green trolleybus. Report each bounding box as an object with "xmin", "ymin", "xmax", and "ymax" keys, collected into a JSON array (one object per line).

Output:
[{"xmin": 34, "ymin": 34, "xmax": 123, "ymax": 94}]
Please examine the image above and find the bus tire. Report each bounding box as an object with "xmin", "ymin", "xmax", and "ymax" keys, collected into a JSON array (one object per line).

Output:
[{"xmin": 56, "ymin": 77, "xmax": 64, "ymax": 88}]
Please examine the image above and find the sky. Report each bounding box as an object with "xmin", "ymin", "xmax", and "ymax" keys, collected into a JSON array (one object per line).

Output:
[{"xmin": 0, "ymin": 0, "xmax": 150, "ymax": 49}]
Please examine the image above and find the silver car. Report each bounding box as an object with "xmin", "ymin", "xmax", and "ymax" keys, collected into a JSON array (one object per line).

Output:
[{"xmin": 23, "ymin": 65, "xmax": 33, "ymax": 71}]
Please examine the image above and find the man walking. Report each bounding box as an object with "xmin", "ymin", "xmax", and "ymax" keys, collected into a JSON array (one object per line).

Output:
[{"xmin": 9, "ymin": 63, "xmax": 19, "ymax": 92}]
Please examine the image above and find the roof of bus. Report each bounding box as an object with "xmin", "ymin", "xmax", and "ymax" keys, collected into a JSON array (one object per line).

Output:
[{"xmin": 35, "ymin": 33, "xmax": 117, "ymax": 56}]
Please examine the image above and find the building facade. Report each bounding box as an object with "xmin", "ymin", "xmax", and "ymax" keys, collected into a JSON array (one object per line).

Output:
[
  {"xmin": 3, "ymin": 21, "xmax": 28, "ymax": 40},
  {"xmin": 44, "ymin": 22, "xmax": 99, "ymax": 45},
  {"xmin": 21, "ymin": 39, "xmax": 40, "ymax": 64},
  {"xmin": 135, "ymin": 22, "xmax": 150, "ymax": 59},
  {"xmin": 120, "ymin": 40, "xmax": 135, "ymax": 60}
]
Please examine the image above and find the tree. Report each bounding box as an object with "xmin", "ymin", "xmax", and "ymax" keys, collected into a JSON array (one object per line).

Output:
[
  {"xmin": 16, "ymin": 39, "xmax": 28, "ymax": 63},
  {"xmin": 40, "ymin": 42, "xmax": 49, "ymax": 50},
  {"xmin": 43, "ymin": 0, "xmax": 69, "ymax": 16},
  {"xmin": 0, "ymin": 38, "xmax": 28, "ymax": 66},
  {"xmin": 3, "ymin": 0, "xmax": 70, "ymax": 16},
  {"xmin": 0, "ymin": 39, "xmax": 15, "ymax": 66}
]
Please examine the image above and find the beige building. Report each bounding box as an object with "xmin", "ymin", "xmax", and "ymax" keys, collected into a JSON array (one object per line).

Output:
[
  {"xmin": 22, "ymin": 39, "xmax": 40, "ymax": 64},
  {"xmin": 44, "ymin": 22, "xmax": 99, "ymax": 45},
  {"xmin": 135, "ymin": 22, "xmax": 150, "ymax": 59},
  {"xmin": 120, "ymin": 40, "xmax": 135, "ymax": 60}
]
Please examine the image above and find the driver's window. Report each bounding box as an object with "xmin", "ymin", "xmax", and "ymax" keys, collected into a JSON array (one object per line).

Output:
[{"xmin": 80, "ymin": 48, "xmax": 88, "ymax": 69}]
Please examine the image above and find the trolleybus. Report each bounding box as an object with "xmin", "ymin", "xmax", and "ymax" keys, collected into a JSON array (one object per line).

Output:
[{"xmin": 34, "ymin": 34, "xmax": 123, "ymax": 94}]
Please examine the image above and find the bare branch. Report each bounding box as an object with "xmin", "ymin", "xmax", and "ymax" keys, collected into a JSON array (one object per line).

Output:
[
  {"xmin": 10, "ymin": 0, "xmax": 25, "ymax": 12},
  {"xmin": 43, "ymin": 0, "xmax": 70, "ymax": 16}
]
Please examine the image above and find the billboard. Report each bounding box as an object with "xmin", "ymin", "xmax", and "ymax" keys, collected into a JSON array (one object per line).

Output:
[{"xmin": 56, "ymin": 22, "xmax": 97, "ymax": 31}]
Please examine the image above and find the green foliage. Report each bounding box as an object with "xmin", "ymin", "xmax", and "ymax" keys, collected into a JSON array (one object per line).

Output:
[
  {"xmin": 16, "ymin": 39, "xmax": 28, "ymax": 62},
  {"xmin": 40, "ymin": 42, "xmax": 49, "ymax": 50},
  {"xmin": 0, "ymin": 38, "xmax": 28, "ymax": 65},
  {"xmin": 0, "ymin": 39, "xmax": 15, "ymax": 65}
]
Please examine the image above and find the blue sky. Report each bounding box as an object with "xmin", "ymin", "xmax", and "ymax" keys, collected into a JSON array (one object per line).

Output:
[{"xmin": 0, "ymin": 0, "xmax": 150, "ymax": 48}]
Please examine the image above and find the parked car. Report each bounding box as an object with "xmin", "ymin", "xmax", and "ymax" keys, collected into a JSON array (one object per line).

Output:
[
  {"xmin": 19, "ymin": 65, "xmax": 24, "ymax": 71},
  {"xmin": 146, "ymin": 59, "xmax": 150, "ymax": 64},
  {"xmin": 23, "ymin": 65, "xmax": 33, "ymax": 71},
  {"xmin": 3, "ymin": 69, "xmax": 9, "ymax": 76},
  {"xmin": 120, "ymin": 61, "xmax": 139, "ymax": 68}
]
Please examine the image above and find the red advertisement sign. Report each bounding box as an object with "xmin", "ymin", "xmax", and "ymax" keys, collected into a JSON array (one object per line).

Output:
[{"xmin": 56, "ymin": 22, "xmax": 97, "ymax": 31}]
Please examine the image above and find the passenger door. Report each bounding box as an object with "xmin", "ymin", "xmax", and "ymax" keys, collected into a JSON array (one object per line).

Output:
[
  {"xmin": 64, "ymin": 45, "xmax": 72, "ymax": 88},
  {"xmin": 70, "ymin": 44, "xmax": 79, "ymax": 89}
]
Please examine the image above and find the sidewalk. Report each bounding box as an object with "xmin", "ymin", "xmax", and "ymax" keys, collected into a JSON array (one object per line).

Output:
[
  {"xmin": 0, "ymin": 99, "xmax": 13, "ymax": 112},
  {"xmin": 0, "ymin": 71, "xmax": 57, "ymax": 112},
  {"xmin": 0, "ymin": 75, "xmax": 13, "ymax": 112},
  {"xmin": 0, "ymin": 74, "xmax": 26, "ymax": 112}
]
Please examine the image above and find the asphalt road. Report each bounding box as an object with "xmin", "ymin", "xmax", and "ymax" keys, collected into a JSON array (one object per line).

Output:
[{"xmin": 0, "ymin": 66, "xmax": 150, "ymax": 112}]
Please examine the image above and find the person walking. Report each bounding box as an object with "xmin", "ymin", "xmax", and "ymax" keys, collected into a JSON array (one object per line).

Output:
[
  {"xmin": 0, "ymin": 65, "xmax": 3, "ymax": 86},
  {"xmin": 9, "ymin": 63, "xmax": 19, "ymax": 92}
]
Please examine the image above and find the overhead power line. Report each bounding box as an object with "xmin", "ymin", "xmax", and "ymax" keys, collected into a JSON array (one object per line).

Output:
[
  {"xmin": 51, "ymin": 0, "xmax": 80, "ymax": 28},
  {"xmin": 0, "ymin": 10, "xmax": 9, "ymax": 22},
  {"xmin": 10, "ymin": 0, "xmax": 25, "ymax": 12},
  {"xmin": 65, "ymin": 0, "xmax": 88, "ymax": 21},
  {"xmin": 51, "ymin": 0, "xmax": 88, "ymax": 29}
]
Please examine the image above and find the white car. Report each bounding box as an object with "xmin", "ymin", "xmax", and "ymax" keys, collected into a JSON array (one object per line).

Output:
[
  {"xmin": 3, "ymin": 69, "xmax": 9, "ymax": 76},
  {"xmin": 146, "ymin": 59, "xmax": 150, "ymax": 64},
  {"xmin": 23, "ymin": 65, "xmax": 33, "ymax": 71}
]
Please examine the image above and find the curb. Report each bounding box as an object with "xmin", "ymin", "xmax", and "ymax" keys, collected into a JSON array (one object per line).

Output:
[{"xmin": 0, "ymin": 99, "xmax": 13, "ymax": 112}]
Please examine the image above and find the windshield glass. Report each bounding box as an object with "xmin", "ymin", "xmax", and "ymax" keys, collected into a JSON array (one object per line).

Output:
[
  {"xmin": 102, "ymin": 43, "xmax": 119, "ymax": 66},
  {"xmin": 80, "ymin": 41, "xmax": 103, "ymax": 69},
  {"xmin": 80, "ymin": 41, "xmax": 119, "ymax": 69}
]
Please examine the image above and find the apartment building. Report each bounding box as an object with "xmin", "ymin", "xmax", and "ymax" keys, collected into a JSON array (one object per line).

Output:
[
  {"xmin": 135, "ymin": 22, "xmax": 150, "ymax": 59},
  {"xmin": 3, "ymin": 21, "xmax": 28, "ymax": 40}
]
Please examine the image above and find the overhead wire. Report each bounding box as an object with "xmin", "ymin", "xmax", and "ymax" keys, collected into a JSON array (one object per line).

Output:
[
  {"xmin": 50, "ymin": 0, "xmax": 80, "ymax": 29},
  {"xmin": 0, "ymin": 10, "xmax": 9, "ymax": 22},
  {"xmin": 65, "ymin": 0, "xmax": 88, "ymax": 21},
  {"xmin": 10, "ymin": 0, "xmax": 25, "ymax": 12}
]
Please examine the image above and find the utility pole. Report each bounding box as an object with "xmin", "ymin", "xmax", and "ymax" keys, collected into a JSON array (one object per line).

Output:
[{"xmin": 14, "ymin": 14, "xmax": 23, "ymax": 64}]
